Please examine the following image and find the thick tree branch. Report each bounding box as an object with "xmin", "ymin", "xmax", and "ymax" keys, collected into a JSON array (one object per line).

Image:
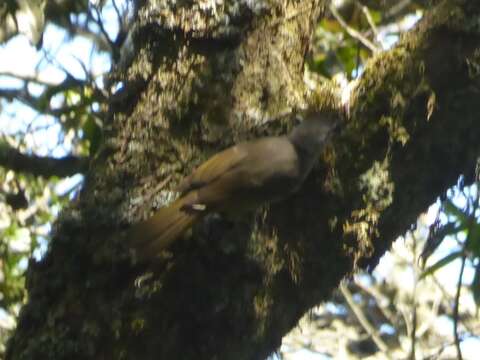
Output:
[{"xmin": 0, "ymin": 143, "xmax": 88, "ymax": 177}]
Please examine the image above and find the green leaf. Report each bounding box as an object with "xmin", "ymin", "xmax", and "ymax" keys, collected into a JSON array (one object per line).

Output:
[
  {"xmin": 82, "ymin": 117, "xmax": 102, "ymax": 155},
  {"xmin": 466, "ymin": 222, "xmax": 480, "ymax": 256},
  {"xmin": 420, "ymin": 222, "xmax": 462, "ymax": 264},
  {"xmin": 337, "ymin": 42, "xmax": 358, "ymax": 77},
  {"xmin": 437, "ymin": 222, "xmax": 464, "ymax": 239},
  {"xmin": 420, "ymin": 250, "xmax": 463, "ymax": 280},
  {"xmin": 368, "ymin": 10, "xmax": 382, "ymax": 25},
  {"xmin": 443, "ymin": 199, "xmax": 468, "ymax": 223},
  {"xmin": 320, "ymin": 19, "xmax": 342, "ymax": 33}
]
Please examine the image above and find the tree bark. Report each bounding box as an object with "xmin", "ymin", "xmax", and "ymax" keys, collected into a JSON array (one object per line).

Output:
[{"xmin": 6, "ymin": 0, "xmax": 480, "ymax": 359}]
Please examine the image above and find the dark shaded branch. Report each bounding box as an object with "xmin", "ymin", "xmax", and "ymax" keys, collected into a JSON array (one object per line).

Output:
[
  {"xmin": 0, "ymin": 73, "xmax": 107, "ymax": 117},
  {"xmin": 88, "ymin": 4, "xmax": 115, "ymax": 52},
  {"xmin": 0, "ymin": 143, "xmax": 88, "ymax": 177},
  {"xmin": 0, "ymin": 71, "xmax": 59, "ymax": 86},
  {"xmin": 0, "ymin": 87, "xmax": 80, "ymax": 118},
  {"xmin": 0, "ymin": 88, "xmax": 31, "ymax": 103}
]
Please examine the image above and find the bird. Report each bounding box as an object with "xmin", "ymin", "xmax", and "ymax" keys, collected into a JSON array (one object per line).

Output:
[{"xmin": 127, "ymin": 112, "xmax": 340, "ymax": 261}]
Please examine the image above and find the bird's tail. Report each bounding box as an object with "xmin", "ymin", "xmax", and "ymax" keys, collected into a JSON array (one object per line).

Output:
[{"xmin": 127, "ymin": 195, "xmax": 200, "ymax": 261}]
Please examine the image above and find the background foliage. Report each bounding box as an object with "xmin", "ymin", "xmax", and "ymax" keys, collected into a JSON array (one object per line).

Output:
[{"xmin": 0, "ymin": 0, "xmax": 478, "ymax": 358}]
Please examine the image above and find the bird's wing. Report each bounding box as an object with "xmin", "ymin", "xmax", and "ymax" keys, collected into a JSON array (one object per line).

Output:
[{"xmin": 176, "ymin": 144, "xmax": 249, "ymax": 194}]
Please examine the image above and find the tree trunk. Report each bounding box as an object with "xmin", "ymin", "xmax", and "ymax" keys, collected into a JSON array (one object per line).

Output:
[{"xmin": 7, "ymin": 0, "xmax": 480, "ymax": 359}]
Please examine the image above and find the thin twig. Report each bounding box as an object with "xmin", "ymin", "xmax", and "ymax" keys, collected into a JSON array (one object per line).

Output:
[
  {"xmin": 329, "ymin": 4, "xmax": 380, "ymax": 53},
  {"xmin": 354, "ymin": 280, "xmax": 397, "ymax": 325},
  {"xmin": 358, "ymin": 3, "xmax": 379, "ymax": 38},
  {"xmin": 409, "ymin": 232, "xmax": 419, "ymax": 360},
  {"xmin": 41, "ymin": 47, "xmax": 80, "ymax": 81},
  {"xmin": 340, "ymin": 283, "xmax": 391, "ymax": 356},
  {"xmin": 453, "ymin": 254, "xmax": 466, "ymax": 360},
  {"xmin": 386, "ymin": 0, "xmax": 413, "ymax": 19},
  {"xmin": 90, "ymin": 4, "xmax": 115, "ymax": 51},
  {"xmin": 431, "ymin": 275, "xmax": 476, "ymax": 336},
  {"xmin": 452, "ymin": 181, "xmax": 479, "ymax": 360},
  {"xmin": 112, "ymin": 0, "xmax": 124, "ymax": 28},
  {"xmin": 0, "ymin": 71, "xmax": 60, "ymax": 86}
]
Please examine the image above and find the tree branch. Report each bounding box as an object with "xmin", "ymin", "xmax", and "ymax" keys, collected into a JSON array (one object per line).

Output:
[
  {"xmin": 0, "ymin": 71, "xmax": 60, "ymax": 86},
  {"xmin": 453, "ymin": 254, "xmax": 466, "ymax": 360},
  {"xmin": 340, "ymin": 283, "xmax": 391, "ymax": 355},
  {"xmin": 329, "ymin": 3, "xmax": 380, "ymax": 53},
  {"xmin": 0, "ymin": 143, "xmax": 88, "ymax": 177}
]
